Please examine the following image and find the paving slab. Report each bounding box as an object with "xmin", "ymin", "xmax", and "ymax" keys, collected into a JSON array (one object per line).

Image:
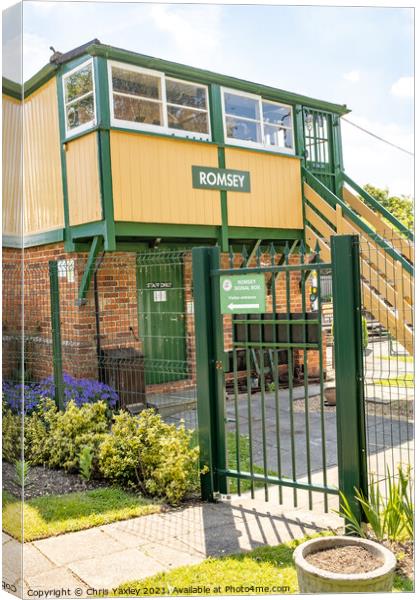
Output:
[
  {"xmin": 24, "ymin": 566, "xmax": 86, "ymax": 594},
  {"xmin": 33, "ymin": 527, "xmax": 127, "ymax": 566},
  {"xmin": 2, "ymin": 536, "xmax": 23, "ymax": 587},
  {"xmin": 23, "ymin": 543, "xmax": 57, "ymax": 577},
  {"xmin": 144, "ymin": 542, "xmax": 204, "ymax": 569},
  {"xmin": 68, "ymin": 547, "xmax": 164, "ymax": 589}
]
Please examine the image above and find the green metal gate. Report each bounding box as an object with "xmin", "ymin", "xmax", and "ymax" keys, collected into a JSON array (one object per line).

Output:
[{"xmin": 192, "ymin": 235, "xmax": 367, "ymax": 520}]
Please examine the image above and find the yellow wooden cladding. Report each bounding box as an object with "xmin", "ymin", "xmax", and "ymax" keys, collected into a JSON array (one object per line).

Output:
[
  {"xmin": 23, "ymin": 80, "xmax": 64, "ymax": 234},
  {"xmin": 110, "ymin": 131, "xmax": 221, "ymax": 225},
  {"xmin": 66, "ymin": 133, "xmax": 102, "ymax": 226},
  {"xmin": 304, "ymin": 182, "xmax": 413, "ymax": 355},
  {"xmin": 2, "ymin": 94, "xmax": 22, "ymax": 236},
  {"xmin": 225, "ymin": 148, "xmax": 303, "ymax": 229}
]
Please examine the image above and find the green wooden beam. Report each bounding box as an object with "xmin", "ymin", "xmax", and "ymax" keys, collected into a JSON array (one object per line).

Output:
[
  {"xmin": 70, "ymin": 220, "xmax": 107, "ymax": 241},
  {"xmin": 246, "ymin": 240, "xmax": 262, "ymax": 266},
  {"xmin": 113, "ymin": 221, "xmax": 302, "ymax": 242},
  {"xmin": 303, "ymin": 167, "xmax": 413, "ymax": 275},
  {"xmin": 56, "ymin": 69, "xmax": 75, "ymax": 252},
  {"xmin": 77, "ymin": 236, "xmax": 103, "ymax": 305},
  {"xmin": 342, "ymin": 172, "xmax": 413, "ymax": 241}
]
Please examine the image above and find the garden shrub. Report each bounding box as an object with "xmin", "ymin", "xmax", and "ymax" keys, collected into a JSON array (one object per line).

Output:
[
  {"xmin": 2, "ymin": 374, "xmax": 118, "ymax": 414},
  {"xmin": 99, "ymin": 409, "xmax": 199, "ymax": 505},
  {"xmin": 43, "ymin": 400, "xmax": 109, "ymax": 472},
  {"xmin": 2, "ymin": 402, "xmax": 22, "ymax": 462},
  {"xmin": 24, "ymin": 402, "xmax": 51, "ymax": 465}
]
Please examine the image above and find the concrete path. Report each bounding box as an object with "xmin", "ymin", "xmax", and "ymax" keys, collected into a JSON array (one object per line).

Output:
[{"xmin": 3, "ymin": 496, "xmax": 343, "ymax": 598}]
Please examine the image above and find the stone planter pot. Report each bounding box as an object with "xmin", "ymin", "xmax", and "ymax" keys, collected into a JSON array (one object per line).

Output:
[
  {"xmin": 323, "ymin": 387, "xmax": 336, "ymax": 406},
  {"xmin": 293, "ymin": 536, "xmax": 396, "ymax": 593}
]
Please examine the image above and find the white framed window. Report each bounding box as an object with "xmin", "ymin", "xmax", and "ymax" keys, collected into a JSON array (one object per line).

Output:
[
  {"xmin": 108, "ymin": 61, "xmax": 211, "ymax": 140},
  {"xmin": 221, "ymin": 88, "xmax": 294, "ymax": 154},
  {"xmin": 63, "ymin": 59, "xmax": 96, "ymax": 137}
]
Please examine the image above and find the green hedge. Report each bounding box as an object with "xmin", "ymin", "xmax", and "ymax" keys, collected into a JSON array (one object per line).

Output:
[{"xmin": 2, "ymin": 400, "xmax": 199, "ymax": 505}]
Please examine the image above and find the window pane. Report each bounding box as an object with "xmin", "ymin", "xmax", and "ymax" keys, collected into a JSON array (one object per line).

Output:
[
  {"xmin": 167, "ymin": 106, "xmax": 208, "ymax": 134},
  {"xmin": 263, "ymin": 124, "xmax": 293, "ymax": 149},
  {"xmin": 113, "ymin": 94, "xmax": 163, "ymax": 125},
  {"xmin": 262, "ymin": 102, "xmax": 291, "ymax": 128},
  {"xmin": 65, "ymin": 63, "xmax": 93, "ymax": 103},
  {"xmin": 112, "ymin": 67, "xmax": 161, "ymax": 101},
  {"xmin": 317, "ymin": 140, "xmax": 330, "ymax": 163},
  {"xmin": 224, "ymin": 93, "xmax": 259, "ymax": 120},
  {"xmin": 226, "ymin": 116, "xmax": 261, "ymax": 143},
  {"xmin": 166, "ymin": 79, "xmax": 207, "ymax": 110},
  {"xmin": 66, "ymin": 95, "xmax": 95, "ymax": 130}
]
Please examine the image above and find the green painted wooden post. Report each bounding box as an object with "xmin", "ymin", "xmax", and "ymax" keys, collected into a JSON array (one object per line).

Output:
[
  {"xmin": 192, "ymin": 246, "xmax": 227, "ymax": 500},
  {"xmin": 331, "ymin": 235, "xmax": 368, "ymax": 530},
  {"xmin": 49, "ymin": 261, "xmax": 65, "ymax": 411}
]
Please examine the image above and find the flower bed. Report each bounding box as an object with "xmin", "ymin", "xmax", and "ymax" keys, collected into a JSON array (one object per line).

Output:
[
  {"xmin": 2, "ymin": 396, "xmax": 199, "ymax": 506},
  {"xmin": 2, "ymin": 373, "xmax": 119, "ymax": 414}
]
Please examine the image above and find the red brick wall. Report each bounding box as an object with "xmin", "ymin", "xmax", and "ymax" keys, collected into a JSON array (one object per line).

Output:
[{"xmin": 2, "ymin": 244, "xmax": 326, "ymax": 393}]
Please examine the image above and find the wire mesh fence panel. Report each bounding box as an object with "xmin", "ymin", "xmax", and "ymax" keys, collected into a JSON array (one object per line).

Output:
[
  {"xmin": 358, "ymin": 235, "xmax": 414, "ymax": 497},
  {"xmin": 2, "ymin": 250, "xmax": 197, "ymax": 432}
]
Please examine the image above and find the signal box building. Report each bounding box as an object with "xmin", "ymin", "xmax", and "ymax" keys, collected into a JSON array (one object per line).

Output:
[{"xmin": 2, "ymin": 40, "xmax": 413, "ymax": 411}]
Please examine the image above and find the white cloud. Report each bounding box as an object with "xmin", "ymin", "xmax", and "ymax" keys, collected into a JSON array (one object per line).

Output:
[
  {"xmin": 148, "ymin": 4, "xmax": 223, "ymax": 66},
  {"xmin": 341, "ymin": 115, "xmax": 413, "ymax": 197},
  {"xmin": 343, "ymin": 70, "xmax": 360, "ymax": 83},
  {"xmin": 23, "ymin": 32, "xmax": 52, "ymax": 80},
  {"xmin": 390, "ymin": 76, "xmax": 414, "ymax": 99}
]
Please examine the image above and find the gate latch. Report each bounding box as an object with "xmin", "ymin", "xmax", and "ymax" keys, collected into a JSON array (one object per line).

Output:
[{"xmin": 215, "ymin": 360, "xmax": 223, "ymax": 370}]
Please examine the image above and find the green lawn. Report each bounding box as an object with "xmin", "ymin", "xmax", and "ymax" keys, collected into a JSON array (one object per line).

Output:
[
  {"xmin": 2, "ymin": 487, "xmax": 162, "ymax": 542},
  {"xmin": 374, "ymin": 374, "xmax": 414, "ymax": 388},
  {"xmin": 226, "ymin": 431, "xmax": 277, "ymax": 493},
  {"xmin": 113, "ymin": 537, "xmax": 413, "ymax": 595}
]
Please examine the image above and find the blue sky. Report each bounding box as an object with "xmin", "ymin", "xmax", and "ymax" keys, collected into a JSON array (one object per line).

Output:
[{"xmin": 2, "ymin": 0, "xmax": 415, "ymax": 195}]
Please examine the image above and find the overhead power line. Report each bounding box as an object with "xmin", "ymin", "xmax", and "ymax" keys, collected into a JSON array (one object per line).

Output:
[{"xmin": 342, "ymin": 117, "xmax": 414, "ymax": 157}]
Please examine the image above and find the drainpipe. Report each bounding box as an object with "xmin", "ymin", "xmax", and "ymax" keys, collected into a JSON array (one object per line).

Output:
[{"xmin": 94, "ymin": 252, "xmax": 105, "ymax": 380}]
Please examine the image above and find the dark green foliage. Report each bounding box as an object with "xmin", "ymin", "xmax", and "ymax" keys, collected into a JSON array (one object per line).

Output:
[{"xmin": 363, "ymin": 184, "xmax": 413, "ymax": 232}]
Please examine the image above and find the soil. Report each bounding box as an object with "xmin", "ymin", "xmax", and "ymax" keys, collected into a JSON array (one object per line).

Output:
[
  {"xmin": 382, "ymin": 539, "xmax": 413, "ymax": 581},
  {"xmin": 2, "ymin": 461, "xmax": 107, "ymax": 500},
  {"xmin": 305, "ymin": 545, "xmax": 384, "ymax": 574}
]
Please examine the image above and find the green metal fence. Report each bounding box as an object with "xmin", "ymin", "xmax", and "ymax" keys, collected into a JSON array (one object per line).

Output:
[
  {"xmin": 359, "ymin": 236, "xmax": 414, "ymax": 499},
  {"xmin": 193, "ymin": 235, "xmax": 368, "ymax": 517}
]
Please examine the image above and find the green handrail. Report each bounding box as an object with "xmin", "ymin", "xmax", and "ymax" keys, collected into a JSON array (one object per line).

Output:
[
  {"xmin": 342, "ymin": 172, "xmax": 413, "ymax": 242},
  {"xmin": 302, "ymin": 167, "xmax": 413, "ymax": 275}
]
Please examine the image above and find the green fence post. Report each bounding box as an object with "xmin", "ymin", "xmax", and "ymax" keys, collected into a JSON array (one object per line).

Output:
[
  {"xmin": 49, "ymin": 261, "xmax": 65, "ymax": 411},
  {"xmin": 192, "ymin": 246, "xmax": 226, "ymax": 501},
  {"xmin": 331, "ymin": 235, "xmax": 368, "ymax": 530}
]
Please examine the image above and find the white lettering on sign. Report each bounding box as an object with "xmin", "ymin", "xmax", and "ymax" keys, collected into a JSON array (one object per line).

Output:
[
  {"xmin": 199, "ymin": 171, "xmax": 246, "ymax": 189},
  {"xmin": 199, "ymin": 172, "xmax": 207, "ymax": 185}
]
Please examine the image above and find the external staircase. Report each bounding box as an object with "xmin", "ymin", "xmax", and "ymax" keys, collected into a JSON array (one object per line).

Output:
[{"xmin": 302, "ymin": 167, "xmax": 414, "ymax": 355}]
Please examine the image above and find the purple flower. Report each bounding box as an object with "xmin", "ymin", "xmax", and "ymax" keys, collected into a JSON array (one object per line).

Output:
[{"xmin": 3, "ymin": 374, "xmax": 119, "ymax": 414}]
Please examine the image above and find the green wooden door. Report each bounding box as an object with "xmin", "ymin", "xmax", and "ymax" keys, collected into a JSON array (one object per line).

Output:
[
  {"xmin": 302, "ymin": 107, "xmax": 338, "ymax": 194},
  {"xmin": 137, "ymin": 256, "xmax": 187, "ymax": 385}
]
